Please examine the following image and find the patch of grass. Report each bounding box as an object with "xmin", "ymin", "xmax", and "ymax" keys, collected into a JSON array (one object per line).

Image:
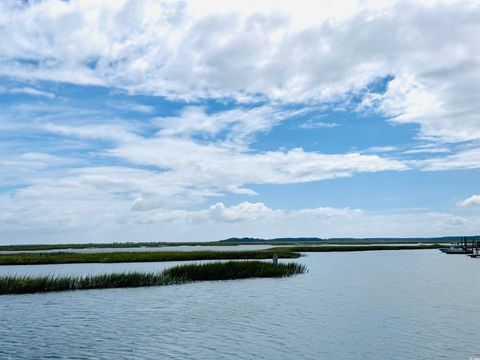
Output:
[
  {"xmin": 0, "ymin": 261, "xmax": 306, "ymax": 295},
  {"xmin": 0, "ymin": 244, "xmax": 443, "ymax": 266},
  {"xmin": 0, "ymin": 250, "xmax": 300, "ymax": 266},
  {"xmin": 163, "ymin": 261, "xmax": 306, "ymax": 282}
]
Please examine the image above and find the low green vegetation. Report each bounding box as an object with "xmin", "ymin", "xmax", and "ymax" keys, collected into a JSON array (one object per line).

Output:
[
  {"xmin": 0, "ymin": 244, "xmax": 443, "ymax": 266},
  {"xmin": 163, "ymin": 261, "xmax": 305, "ymax": 281},
  {"xmin": 0, "ymin": 250, "xmax": 300, "ymax": 266},
  {"xmin": 0, "ymin": 261, "xmax": 306, "ymax": 295}
]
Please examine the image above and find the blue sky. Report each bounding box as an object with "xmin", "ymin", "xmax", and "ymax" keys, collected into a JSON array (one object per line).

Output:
[{"xmin": 0, "ymin": 0, "xmax": 479, "ymax": 243}]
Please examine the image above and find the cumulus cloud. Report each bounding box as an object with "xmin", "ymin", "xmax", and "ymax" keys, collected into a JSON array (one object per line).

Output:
[
  {"xmin": 458, "ymin": 195, "xmax": 480, "ymax": 207},
  {"xmin": 1, "ymin": 0, "xmax": 479, "ymax": 146},
  {"xmin": 201, "ymin": 202, "xmax": 280, "ymax": 223}
]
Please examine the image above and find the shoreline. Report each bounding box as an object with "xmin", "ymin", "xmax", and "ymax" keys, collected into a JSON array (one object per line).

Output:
[
  {"xmin": 0, "ymin": 239, "xmax": 453, "ymax": 252},
  {"xmin": 0, "ymin": 245, "xmax": 442, "ymax": 266}
]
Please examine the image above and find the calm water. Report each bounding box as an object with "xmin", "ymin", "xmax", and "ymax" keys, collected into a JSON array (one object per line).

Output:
[
  {"xmin": 0, "ymin": 243, "xmax": 438, "ymax": 255},
  {"xmin": 1, "ymin": 250, "xmax": 480, "ymax": 359},
  {"xmin": 0, "ymin": 244, "xmax": 273, "ymax": 254}
]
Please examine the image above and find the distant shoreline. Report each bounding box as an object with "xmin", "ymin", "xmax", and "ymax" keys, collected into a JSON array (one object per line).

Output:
[
  {"xmin": 0, "ymin": 237, "xmax": 460, "ymax": 252},
  {"xmin": 0, "ymin": 245, "xmax": 442, "ymax": 266}
]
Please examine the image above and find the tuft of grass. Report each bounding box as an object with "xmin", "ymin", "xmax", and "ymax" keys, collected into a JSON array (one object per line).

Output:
[
  {"xmin": 0, "ymin": 250, "xmax": 300, "ymax": 266},
  {"xmin": 0, "ymin": 261, "xmax": 306, "ymax": 295}
]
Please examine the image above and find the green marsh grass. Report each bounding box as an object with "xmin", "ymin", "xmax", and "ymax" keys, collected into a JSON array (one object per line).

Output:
[
  {"xmin": 0, "ymin": 261, "xmax": 306, "ymax": 295},
  {"xmin": 162, "ymin": 261, "xmax": 306, "ymax": 282},
  {"xmin": 0, "ymin": 244, "xmax": 442, "ymax": 266},
  {"xmin": 0, "ymin": 250, "xmax": 300, "ymax": 266}
]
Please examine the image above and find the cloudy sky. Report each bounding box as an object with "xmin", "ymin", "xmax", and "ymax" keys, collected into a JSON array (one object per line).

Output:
[{"xmin": 1, "ymin": 0, "xmax": 479, "ymax": 243}]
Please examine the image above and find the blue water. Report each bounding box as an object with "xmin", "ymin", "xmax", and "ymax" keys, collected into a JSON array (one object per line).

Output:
[{"xmin": 1, "ymin": 250, "xmax": 480, "ymax": 359}]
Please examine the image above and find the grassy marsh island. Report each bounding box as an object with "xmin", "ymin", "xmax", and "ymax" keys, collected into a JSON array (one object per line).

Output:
[
  {"xmin": 0, "ymin": 249, "xmax": 300, "ymax": 266},
  {"xmin": 0, "ymin": 261, "xmax": 306, "ymax": 295},
  {"xmin": 0, "ymin": 244, "xmax": 444, "ymax": 266}
]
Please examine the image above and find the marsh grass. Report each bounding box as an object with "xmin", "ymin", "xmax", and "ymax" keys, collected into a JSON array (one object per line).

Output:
[
  {"xmin": 0, "ymin": 250, "xmax": 300, "ymax": 266},
  {"xmin": 0, "ymin": 244, "xmax": 441, "ymax": 266},
  {"xmin": 162, "ymin": 261, "xmax": 306, "ymax": 282},
  {"xmin": 0, "ymin": 261, "xmax": 306, "ymax": 295}
]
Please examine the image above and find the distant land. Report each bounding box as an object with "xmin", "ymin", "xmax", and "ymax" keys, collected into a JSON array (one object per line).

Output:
[
  {"xmin": 1, "ymin": 236, "xmax": 476, "ymax": 252},
  {"xmin": 220, "ymin": 236, "xmax": 475, "ymax": 243}
]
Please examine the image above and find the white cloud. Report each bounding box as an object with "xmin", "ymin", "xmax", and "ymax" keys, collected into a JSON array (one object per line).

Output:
[
  {"xmin": 35, "ymin": 104, "xmax": 407, "ymax": 204},
  {"xmin": 108, "ymin": 138, "xmax": 407, "ymax": 188},
  {"xmin": 108, "ymin": 101, "xmax": 154, "ymax": 113},
  {"xmin": 201, "ymin": 201, "xmax": 280, "ymax": 223},
  {"xmin": 0, "ymin": 1, "xmax": 478, "ymax": 140},
  {"xmin": 419, "ymin": 147, "xmax": 480, "ymax": 171},
  {"xmin": 458, "ymin": 195, "xmax": 480, "ymax": 207},
  {"xmin": 402, "ymin": 143, "xmax": 451, "ymax": 155},
  {"xmin": 0, "ymin": 0, "xmax": 478, "ymax": 147},
  {"xmin": 154, "ymin": 105, "xmax": 308, "ymax": 143},
  {"xmin": 0, "ymin": 86, "xmax": 55, "ymax": 98},
  {"xmin": 0, "ymin": 152, "xmax": 79, "ymax": 186},
  {"xmin": 362, "ymin": 146, "xmax": 397, "ymax": 154},
  {"xmin": 28, "ymin": 123, "xmax": 405, "ymax": 217},
  {"xmin": 0, "ymin": 93, "xmax": 410, "ymax": 236},
  {"xmin": 0, "ymin": 98, "xmax": 409, "ymax": 241},
  {"xmin": 44, "ymin": 123, "xmax": 141, "ymax": 143},
  {"xmin": 1, "ymin": 0, "xmax": 479, "ymax": 242},
  {"xmin": 299, "ymin": 120, "xmax": 339, "ymax": 129},
  {"xmin": 1, "ymin": 197, "xmax": 477, "ymax": 243}
]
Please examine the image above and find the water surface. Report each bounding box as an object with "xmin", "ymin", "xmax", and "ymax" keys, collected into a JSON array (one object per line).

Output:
[
  {"xmin": 1, "ymin": 250, "xmax": 479, "ymax": 359},
  {"xmin": 0, "ymin": 244, "xmax": 273, "ymax": 254}
]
